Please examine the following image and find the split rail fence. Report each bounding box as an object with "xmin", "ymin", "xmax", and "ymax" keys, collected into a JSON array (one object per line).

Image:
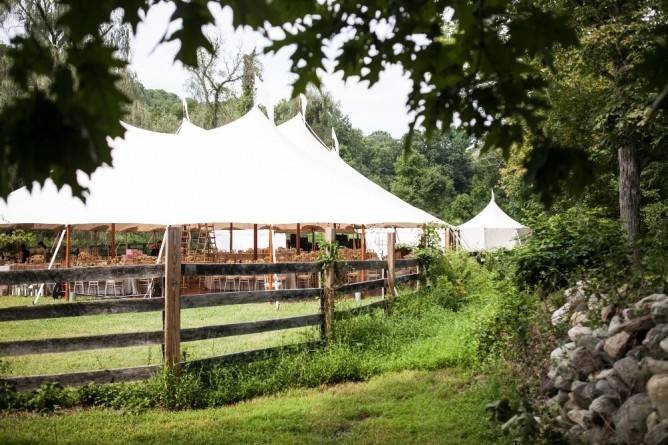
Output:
[{"xmin": 0, "ymin": 227, "xmax": 420, "ymax": 391}]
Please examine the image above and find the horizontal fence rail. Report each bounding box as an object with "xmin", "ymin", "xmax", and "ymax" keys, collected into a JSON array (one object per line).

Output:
[
  {"xmin": 182, "ymin": 262, "xmax": 321, "ymax": 276},
  {"xmin": 0, "ymin": 264, "xmax": 164, "ymax": 286},
  {"xmin": 1, "ymin": 341, "xmax": 324, "ymax": 391},
  {"xmin": 0, "ymin": 288, "xmax": 322, "ymax": 322},
  {"xmin": 396, "ymin": 273, "xmax": 420, "ymax": 284},
  {"xmin": 0, "ymin": 313, "xmax": 323, "ymax": 357},
  {"xmin": 395, "ymin": 258, "xmax": 420, "ymax": 268},
  {"xmin": 336, "ymin": 278, "xmax": 387, "ymax": 294},
  {"xmin": 0, "ymin": 259, "xmax": 418, "ymax": 286},
  {"xmin": 335, "ymin": 260, "xmax": 387, "ymax": 272}
]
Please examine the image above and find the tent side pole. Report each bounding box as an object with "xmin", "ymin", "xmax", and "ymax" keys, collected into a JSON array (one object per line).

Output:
[
  {"xmin": 253, "ymin": 224, "xmax": 258, "ymax": 260},
  {"xmin": 229, "ymin": 223, "xmax": 233, "ymax": 252},
  {"xmin": 360, "ymin": 226, "xmax": 367, "ymax": 283},
  {"xmin": 110, "ymin": 223, "xmax": 116, "ymax": 259},
  {"xmin": 268, "ymin": 226, "xmax": 274, "ymax": 289},
  {"xmin": 33, "ymin": 229, "xmax": 66, "ymax": 305},
  {"xmin": 296, "ymin": 223, "xmax": 301, "ymax": 255},
  {"xmin": 65, "ymin": 225, "xmax": 71, "ymax": 301}
]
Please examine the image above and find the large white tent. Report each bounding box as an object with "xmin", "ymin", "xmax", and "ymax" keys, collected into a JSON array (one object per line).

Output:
[
  {"xmin": 458, "ymin": 192, "xmax": 529, "ymax": 251},
  {"xmin": 0, "ymin": 107, "xmax": 444, "ymax": 232}
]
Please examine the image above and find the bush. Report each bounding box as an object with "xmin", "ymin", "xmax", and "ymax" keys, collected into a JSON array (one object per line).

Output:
[
  {"xmin": 426, "ymin": 252, "xmax": 494, "ymax": 311},
  {"xmin": 510, "ymin": 208, "xmax": 629, "ymax": 293}
]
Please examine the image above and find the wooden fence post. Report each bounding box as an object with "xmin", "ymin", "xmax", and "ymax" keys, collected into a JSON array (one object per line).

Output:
[
  {"xmin": 164, "ymin": 225, "xmax": 182, "ymax": 371},
  {"xmin": 386, "ymin": 232, "xmax": 396, "ymax": 311},
  {"xmin": 321, "ymin": 227, "xmax": 336, "ymax": 342}
]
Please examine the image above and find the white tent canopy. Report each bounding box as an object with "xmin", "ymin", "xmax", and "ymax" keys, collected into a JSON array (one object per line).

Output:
[
  {"xmin": 0, "ymin": 107, "xmax": 445, "ymax": 232},
  {"xmin": 276, "ymin": 113, "xmax": 443, "ymax": 228},
  {"xmin": 458, "ymin": 192, "xmax": 529, "ymax": 251}
]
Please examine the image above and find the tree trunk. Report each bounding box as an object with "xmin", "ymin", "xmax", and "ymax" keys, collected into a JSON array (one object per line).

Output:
[{"xmin": 618, "ymin": 144, "xmax": 641, "ymax": 262}]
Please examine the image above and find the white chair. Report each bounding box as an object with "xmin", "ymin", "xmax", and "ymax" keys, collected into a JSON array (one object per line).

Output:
[
  {"xmin": 210, "ymin": 276, "xmax": 224, "ymax": 292},
  {"xmin": 73, "ymin": 281, "xmax": 85, "ymax": 295},
  {"xmin": 104, "ymin": 280, "xmax": 123, "ymax": 297},
  {"xmin": 238, "ymin": 276, "xmax": 252, "ymax": 291},
  {"xmin": 224, "ymin": 276, "xmax": 237, "ymax": 292},
  {"xmin": 87, "ymin": 281, "xmax": 100, "ymax": 296},
  {"xmin": 254, "ymin": 276, "xmax": 266, "ymax": 291}
]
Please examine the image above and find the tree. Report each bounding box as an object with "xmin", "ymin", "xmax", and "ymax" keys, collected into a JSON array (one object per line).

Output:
[
  {"xmin": 185, "ymin": 30, "xmax": 243, "ymax": 129},
  {"xmin": 391, "ymin": 148, "xmax": 455, "ymax": 219},
  {"xmin": 523, "ymin": 0, "xmax": 668, "ymax": 259},
  {"xmin": 240, "ymin": 49, "xmax": 261, "ymax": 113},
  {"xmin": 0, "ymin": 0, "xmax": 665, "ymax": 204}
]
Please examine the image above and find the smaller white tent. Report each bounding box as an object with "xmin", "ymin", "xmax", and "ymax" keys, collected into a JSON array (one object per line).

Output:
[{"xmin": 458, "ymin": 192, "xmax": 529, "ymax": 251}]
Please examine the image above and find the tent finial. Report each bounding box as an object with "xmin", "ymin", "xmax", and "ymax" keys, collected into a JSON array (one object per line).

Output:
[
  {"xmin": 491, "ymin": 188, "xmax": 495, "ymax": 201},
  {"xmin": 182, "ymin": 98, "xmax": 190, "ymax": 121},
  {"xmin": 331, "ymin": 127, "xmax": 340, "ymax": 155}
]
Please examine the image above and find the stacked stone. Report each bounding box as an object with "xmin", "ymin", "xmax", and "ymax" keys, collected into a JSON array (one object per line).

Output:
[{"xmin": 546, "ymin": 288, "xmax": 668, "ymax": 445}]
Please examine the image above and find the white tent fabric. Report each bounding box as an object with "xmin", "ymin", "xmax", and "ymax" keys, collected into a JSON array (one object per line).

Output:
[
  {"xmin": 458, "ymin": 194, "xmax": 529, "ymax": 251},
  {"xmin": 0, "ymin": 107, "xmax": 444, "ymax": 231},
  {"xmin": 276, "ymin": 114, "xmax": 445, "ymax": 229}
]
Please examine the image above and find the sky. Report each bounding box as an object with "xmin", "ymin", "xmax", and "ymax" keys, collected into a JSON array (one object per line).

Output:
[{"xmin": 128, "ymin": 3, "xmax": 413, "ymax": 138}]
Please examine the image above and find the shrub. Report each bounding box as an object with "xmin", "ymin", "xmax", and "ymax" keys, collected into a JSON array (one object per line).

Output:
[
  {"xmin": 510, "ymin": 208, "xmax": 628, "ymax": 293},
  {"xmin": 431, "ymin": 252, "xmax": 493, "ymax": 311}
]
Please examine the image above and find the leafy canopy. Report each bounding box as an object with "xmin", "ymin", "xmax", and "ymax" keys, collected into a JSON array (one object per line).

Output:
[{"xmin": 0, "ymin": 0, "xmax": 665, "ymax": 203}]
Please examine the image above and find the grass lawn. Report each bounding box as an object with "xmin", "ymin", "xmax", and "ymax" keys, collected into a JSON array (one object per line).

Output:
[
  {"xmin": 0, "ymin": 368, "xmax": 510, "ymax": 445},
  {"xmin": 0, "ymin": 295, "xmax": 381, "ymax": 377}
]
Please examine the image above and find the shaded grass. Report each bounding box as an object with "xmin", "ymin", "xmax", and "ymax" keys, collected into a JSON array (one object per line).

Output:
[{"xmin": 0, "ymin": 368, "xmax": 511, "ymax": 445}]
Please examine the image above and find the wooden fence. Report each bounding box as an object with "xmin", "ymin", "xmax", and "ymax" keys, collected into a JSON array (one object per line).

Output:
[{"xmin": 0, "ymin": 227, "xmax": 420, "ymax": 390}]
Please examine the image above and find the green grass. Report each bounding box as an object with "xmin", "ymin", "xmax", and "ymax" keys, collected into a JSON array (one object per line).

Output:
[
  {"xmin": 0, "ymin": 253, "xmax": 519, "ymax": 444},
  {"xmin": 0, "ymin": 368, "xmax": 511, "ymax": 445},
  {"xmin": 0, "ymin": 295, "xmax": 345, "ymax": 376}
]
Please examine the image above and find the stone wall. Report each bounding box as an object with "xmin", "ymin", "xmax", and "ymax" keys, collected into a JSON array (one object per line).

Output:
[{"xmin": 546, "ymin": 283, "xmax": 668, "ymax": 444}]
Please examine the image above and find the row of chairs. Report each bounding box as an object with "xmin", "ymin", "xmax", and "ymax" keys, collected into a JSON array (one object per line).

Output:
[{"xmin": 190, "ymin": 273, "xmax": 320, "ymax": 293}]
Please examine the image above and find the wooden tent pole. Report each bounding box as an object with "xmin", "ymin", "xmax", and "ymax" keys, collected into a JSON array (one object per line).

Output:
[
  {"xmin": 253, "ymin": 224, "xmax": 258, "ymax": 261},
  {"xmin": 110, "ymin": 223, "xmax": 116, "ymax": 259},
  {"xmin": 229, "ymin": 223, "xmax": 233, "ymax": 252},
  {"xmin": 65, "ymin": 224, "xmax": 71, "ymax": 301},
  {"xmin": 296, "ymin": 223, "xmax": 301, "ymax": 254},
  {"xmin": 360, "ymin": 225, "xmax": 367, "ymax": 282},
  {"xmin": 268, "ymin": 226, "xmax": 274, "ymax": 289}
]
